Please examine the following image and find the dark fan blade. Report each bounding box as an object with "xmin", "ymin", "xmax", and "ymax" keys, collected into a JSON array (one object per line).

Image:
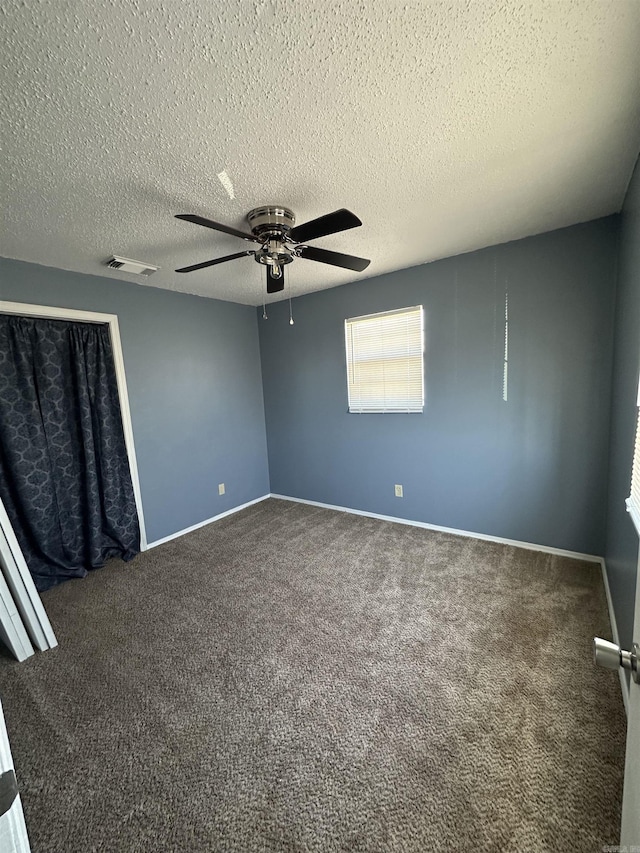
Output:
[
  {"xmin": 266, "ymin": 265, "xmax": 285, "ymax": 293},
  {"xmin": 176, "ymin": 250, "xmax": 254, "ymax": 273},
  {"xmin": 297, "ymin": 245, "xmax": 370, "ymax": 272},
  {"xmin": 289, "ymin": 209, "xmax": 362, "ymax": 243},
  {"xmin": 175, "ymin": 214, "xmax": 260, "ymax": 243}
]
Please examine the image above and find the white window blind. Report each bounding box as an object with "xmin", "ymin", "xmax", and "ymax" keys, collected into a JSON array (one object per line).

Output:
[
  {"xmin": 345, "ymin": 306, "xmax": 424, "ymax": 413},
  {"xmin": 626, "ymin": 381, "xmax": 640, "ymax": 535}
]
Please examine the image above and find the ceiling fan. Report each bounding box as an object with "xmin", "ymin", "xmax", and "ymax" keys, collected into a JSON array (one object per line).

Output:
[{"xmin": 174, "ymin": 206, "xmax": 370, "ymax": 293}]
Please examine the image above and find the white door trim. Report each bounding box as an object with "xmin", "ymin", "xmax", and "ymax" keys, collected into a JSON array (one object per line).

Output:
[{"xmin": 0, "ymin": 301, "xmax": 147, "ymax": 550}]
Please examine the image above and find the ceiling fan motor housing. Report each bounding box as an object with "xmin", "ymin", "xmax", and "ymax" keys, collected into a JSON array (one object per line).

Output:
[
  {"xmin": 247, "ymin": 206, "xmax": 295, "ymax": 236},
  {"xmin": 247, "ymin": 206, "xmax": 297, "ymax": 267}
]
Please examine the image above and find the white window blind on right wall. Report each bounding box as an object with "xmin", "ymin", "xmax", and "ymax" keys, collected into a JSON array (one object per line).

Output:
[
  {"xmin": 345, "ymin": 306, "xmax": 424, "ymax": 413},
  {"xmin": 627, "ymin": 381, "xmax": 640, "ymax": 535}
]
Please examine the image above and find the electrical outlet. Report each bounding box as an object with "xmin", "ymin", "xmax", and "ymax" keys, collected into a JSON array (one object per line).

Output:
[
  {"xmin": 218, "ymin": 483, "xmax": 225, "ymax": 495},
  {"xmin": 395, "ymin": 484, "xmax": 403, "ymax": 498}
]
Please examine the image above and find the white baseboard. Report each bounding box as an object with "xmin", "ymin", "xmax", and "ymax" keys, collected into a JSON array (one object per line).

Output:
[
  {"xmin": 270, "ymin": 494, "xmax": 603, "ymax": 562},
  {"xmin": 599, "ymin": 557, "xmax": 630, "ymax": 716},
  {"xmin": 145, "ymin": 494, "xmax": 271, "ymax": 549}
]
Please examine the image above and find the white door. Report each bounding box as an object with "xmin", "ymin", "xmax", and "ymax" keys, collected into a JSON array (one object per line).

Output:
[
  {"xmin": 0, "ymin": 498, "xmax": 57, "ymax": 654},
  {"xmin": 620, "ymin": 559, "xmax": 640, "ymax": 846},
  {"xmin": 0, "ymin": 698, "xmax": 31, "ymax": 853},
  {"xmin": 596, "ymin": 565, "xmax": 640, "ymax": 845}
]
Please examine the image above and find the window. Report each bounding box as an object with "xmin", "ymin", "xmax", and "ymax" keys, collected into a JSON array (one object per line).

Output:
[
  {"xmin": 627, "ymin": 380, "xmax": 640, "ymax": 534},
  {"xmin": 344, "ymin": 306, "xmax": 424, "ymax": 413}
]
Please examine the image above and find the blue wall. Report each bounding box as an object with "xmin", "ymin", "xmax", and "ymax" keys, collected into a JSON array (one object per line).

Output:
[
  {"xmin": 0, "ymin": 213, "xmax": 628, "ymax": 575},
  {"xmin": 259, "ymin": 219, "xmax": 618, "ymax": 555},
  {"xmin": 0, "ymin": 258, "xmax": 270, "ymax": 543},
  {"xmin": 605, "ymin": 157, "xmax": 640, "ymax": 655}
]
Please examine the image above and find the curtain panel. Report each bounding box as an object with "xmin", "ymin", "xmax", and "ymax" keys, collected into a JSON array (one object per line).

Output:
[{"xmin": 0, "ymin": 315, "xmax": 140, "ymax": 591}]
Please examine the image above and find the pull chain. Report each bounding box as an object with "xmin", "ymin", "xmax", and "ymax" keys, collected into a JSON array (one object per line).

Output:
[{"xmin": 288, "ymin": 271, "xmax": 294, "ymax": 325}]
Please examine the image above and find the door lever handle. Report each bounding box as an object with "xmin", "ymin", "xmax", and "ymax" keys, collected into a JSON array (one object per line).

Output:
[{"xmin": 593, "ymin": 637, "xmax": 639, "ymax": 683}]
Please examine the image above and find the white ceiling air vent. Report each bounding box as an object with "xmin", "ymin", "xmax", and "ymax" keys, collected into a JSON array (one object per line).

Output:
[{"xmin": 106, "ymin": 256, "xmax": 158, "ymax": 276}]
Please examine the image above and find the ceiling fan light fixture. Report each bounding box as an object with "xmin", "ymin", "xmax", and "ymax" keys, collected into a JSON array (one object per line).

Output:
[{"xmin": 174, "ymin": 206, "xmax": 370, "ymax": 287}]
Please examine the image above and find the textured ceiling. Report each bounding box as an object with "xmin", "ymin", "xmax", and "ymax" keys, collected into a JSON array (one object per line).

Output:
[{"xmin": 2, "ymin": 1, "xmax": 640, "ymax": 306}]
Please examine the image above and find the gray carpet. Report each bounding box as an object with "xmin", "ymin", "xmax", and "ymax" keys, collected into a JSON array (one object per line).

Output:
[{"xmin": 0, "ymin": 498, "xmax": 626, "ymax": 852}]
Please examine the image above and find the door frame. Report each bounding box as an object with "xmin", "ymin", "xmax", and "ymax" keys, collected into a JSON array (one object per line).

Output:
[
  {"xmin": 0, "ymin": 301, "xmax": 148, "ymax": 656},
  {"xmin": 0, "ymin": 301, "xmax": 147, "ymax": 550}
]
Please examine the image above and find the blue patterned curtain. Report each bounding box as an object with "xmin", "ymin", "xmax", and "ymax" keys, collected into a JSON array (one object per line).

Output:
[{"xmin": 0, "ymin": 315, "xmax": 140, "ymax": 591}]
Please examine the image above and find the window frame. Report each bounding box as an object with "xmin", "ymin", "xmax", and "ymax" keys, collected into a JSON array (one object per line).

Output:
[{"xmin": 344, "ymin": 305, "xmax": 425, "ymax": 414}]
